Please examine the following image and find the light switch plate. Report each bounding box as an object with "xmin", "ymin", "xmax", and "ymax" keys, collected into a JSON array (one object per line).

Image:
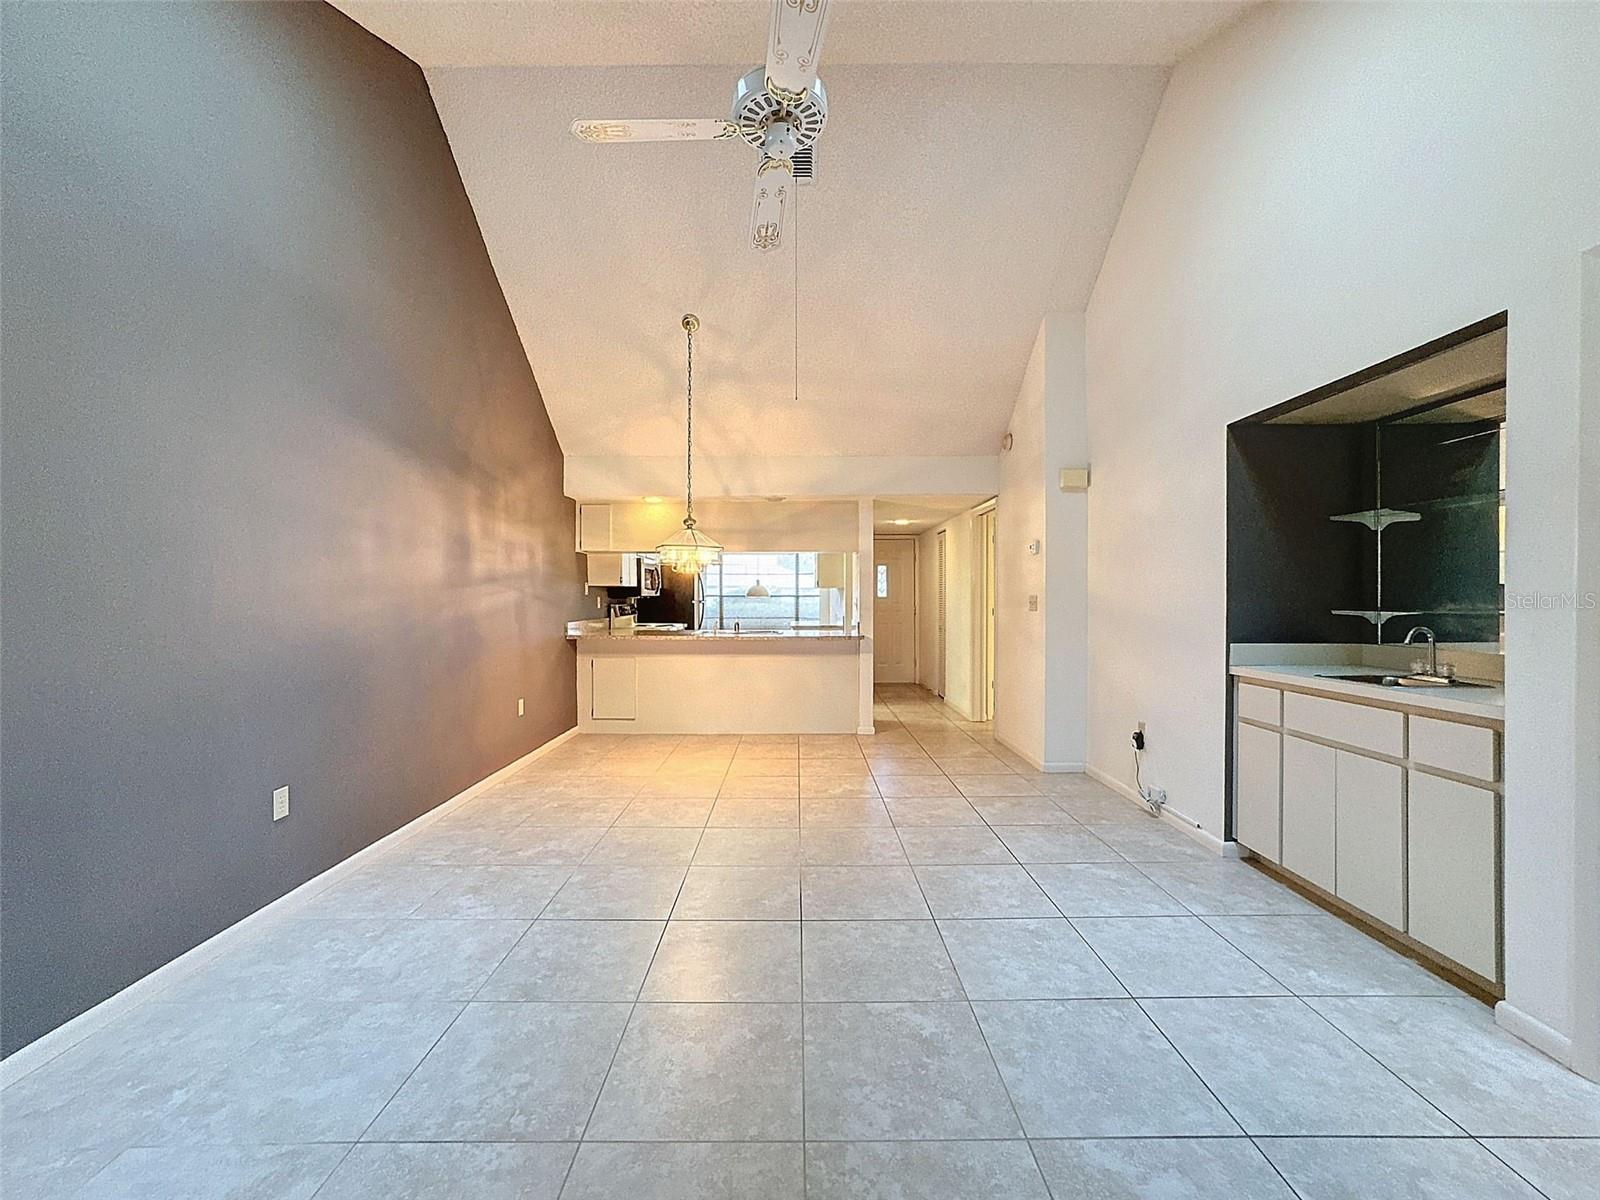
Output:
[
  {"xmin": 1027, "ymin": 595, "xmax": 1039, "ymax": 612},
  {"xmin": 518, "ymin": 698, "xmax": 526, "ymax": 717},
  {"xmin": 272, "ymin": 786, "xmax": 290, "ymax": 822}
]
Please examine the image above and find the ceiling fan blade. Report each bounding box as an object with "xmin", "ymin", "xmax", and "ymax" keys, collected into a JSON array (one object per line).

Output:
[
  {"xmin": 570, "ymin": 118, "xmax": 738, "ymax": 144},
  {"xmin": 750, "ymin": 157, "xmax": 793, "ymax": 252},
  {"xmin": 765, "ymin": 0, "xmax": 831, "ymax": 102}
]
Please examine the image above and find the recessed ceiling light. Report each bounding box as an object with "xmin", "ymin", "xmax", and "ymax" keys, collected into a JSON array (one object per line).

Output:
[
  {"xmin": 892, "ymin": 519, "xmax": 913, "ymax": 526},
  {"xmin": 642, "ymin": 496, "xmax": 665, "ymax": 504}
]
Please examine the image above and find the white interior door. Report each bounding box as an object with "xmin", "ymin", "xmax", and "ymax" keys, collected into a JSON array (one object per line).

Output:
[{"xmin": 873, "ymin": 538, "xmax": 917, "ymax": 683}]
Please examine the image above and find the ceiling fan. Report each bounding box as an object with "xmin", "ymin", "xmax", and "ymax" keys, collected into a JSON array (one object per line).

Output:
[{"xmin": 570, "ymin": 0, "xmax": 832, "ymax": 253}]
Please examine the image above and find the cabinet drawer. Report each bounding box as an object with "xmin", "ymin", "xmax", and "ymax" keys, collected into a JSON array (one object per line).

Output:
[
  {"xmin": 1236, "ymin": 683, "xmax": 1282, "ymax": 726},
  {"xmin": 1282, "ymin": 734, "xmax": 1336, "ymax": 891},
  {"xmin": 1283, "ymin": 691, "xmax": 1404, "ymax": 758},
  {"xmin": 1409, "ymin": 716, "xmax": 1497, "ymax": 782},
  {"xmin": 1234, "ymin": 720, "xmax": 1281, "ymax": 861},
  {"xmin": 1407, "ymin": 771, "xmax": 1499, "ymax": 980}
]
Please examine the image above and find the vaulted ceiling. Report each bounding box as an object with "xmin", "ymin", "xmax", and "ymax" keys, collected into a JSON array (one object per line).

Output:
[{"xmin": 333, "ymin": 1, "xmax": 1251, "ymax": 459}]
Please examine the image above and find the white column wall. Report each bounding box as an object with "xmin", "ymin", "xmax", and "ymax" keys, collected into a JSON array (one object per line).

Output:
[{"xmin": 996, "ymin": 316, "xmax": 1089, "ymax": 770}]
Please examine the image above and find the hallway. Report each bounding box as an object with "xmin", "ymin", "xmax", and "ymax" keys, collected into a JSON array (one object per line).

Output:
[{"xmin": 2, "ymin": 686, "xmax": 1596, "ymax": 1198}]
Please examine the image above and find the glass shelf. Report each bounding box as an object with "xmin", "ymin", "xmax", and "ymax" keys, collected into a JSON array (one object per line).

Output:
[
  {"xmin": 1332, "ymin": 609, "xmax": 1423, "ymax": 626},
  {"xmin": 1329, "ymin": 508, "xmax": 1421, "ymax": 532}
]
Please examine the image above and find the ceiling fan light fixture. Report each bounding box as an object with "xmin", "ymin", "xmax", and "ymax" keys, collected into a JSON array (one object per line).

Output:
[{"xmin": 656, "ymin": 314, "xmax": 723, "ymax": 574}]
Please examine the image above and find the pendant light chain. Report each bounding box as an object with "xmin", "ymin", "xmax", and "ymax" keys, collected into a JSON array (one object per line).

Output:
[
  {"xmin": 656, "ymin": 312, "xmax": 720, "ymax": 571},
  {"xmin": 793, "ymin": 185, "xmax": 800, "ymax": 406},
  {"xmin": 684, "ymin": 316, "xmax": 695, "ymax": 527}
]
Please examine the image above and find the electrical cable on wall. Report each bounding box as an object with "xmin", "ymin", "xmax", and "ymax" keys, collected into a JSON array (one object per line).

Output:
[{"xmin": 1131, "ymin": 732, "xmax": 1164, "ymax": 817}]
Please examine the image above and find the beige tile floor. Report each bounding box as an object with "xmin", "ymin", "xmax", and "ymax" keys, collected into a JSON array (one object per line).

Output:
[{"xmin": 3, "ymin": 684, "xmax": 1599, "ymax": 1198}]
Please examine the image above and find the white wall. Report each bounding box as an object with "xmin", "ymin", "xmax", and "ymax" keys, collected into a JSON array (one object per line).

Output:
[
  {"xmin": 996, "ymin": 317, "xmax": 1090, "ymax": 769},
  {"xmin": 1085, "ymin": 0, "xmax": 1600, "ymax": 1057},
  {"xmin": 996, "ymin": 327, "xmax": 1048, "ymax": 761}
]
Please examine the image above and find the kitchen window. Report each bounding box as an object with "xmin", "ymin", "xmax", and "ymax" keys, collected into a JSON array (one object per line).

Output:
[{"xmin": 703, "ymin": 552, "xmax": 823, "ymax": 630}]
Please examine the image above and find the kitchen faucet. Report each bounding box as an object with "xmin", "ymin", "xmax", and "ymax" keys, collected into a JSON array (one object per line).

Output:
[{"xmin": 1403, "ymin": 625, "xmax": 1443, "ymax": 678}]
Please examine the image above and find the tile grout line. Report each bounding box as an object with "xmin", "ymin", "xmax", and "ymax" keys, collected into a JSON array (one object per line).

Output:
[
  {"xmin": 897, "ymin": 736, "xmax": 1063, "ymax": 1200},
  {"xmin": 554, "ymin": 800, "xmax": 710, "ymax": 1199}
]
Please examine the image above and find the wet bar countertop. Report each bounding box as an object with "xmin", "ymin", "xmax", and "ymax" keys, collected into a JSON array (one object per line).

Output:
[{"xmin": 1230, "ymin": 663, "xmax": 1504, "ymax": 723}]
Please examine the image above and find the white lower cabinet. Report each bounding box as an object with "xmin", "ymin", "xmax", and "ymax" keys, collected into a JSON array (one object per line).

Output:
[
  {"xmin": 1408, "ymin": 770, "xmax": 1499, "ymax": 980},
  {"xmin": 1282, "ymin": 734, "xmax": 1336, "ymax": 892},
  {"xmin": 590, "ymin": 657, "xmax": 638, "ymax": 721},
  {"xmin": 1333, "ymin": 750, "xmax": 1405, "ymax": 928},
  {"xmin": 1231, "ymin": 677, "xmax": 1502, "ymax": 984},
  {"xmin": 1234, "ymin": 721, "xmax": 1282, "ymax": 861}
]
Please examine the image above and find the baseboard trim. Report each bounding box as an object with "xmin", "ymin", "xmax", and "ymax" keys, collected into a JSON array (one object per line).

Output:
[
  {"xmin": 1084, "ymin": 764, "xmax": 1238, "ymax": 857},
  {"xmin": 994, "ymin": 736, "xmax": 1083, "ymax": 775},
  {"xmin": 856, "ymin": 725, "xmax": 877, "ymax": 736},
  {"xmin": 0, "ymin": 725, "xmax": 579, "ymax": 1091},
  {"xmin": 1495, "ymin": 1001, "xmax": 1575, "ymax": 1067}
]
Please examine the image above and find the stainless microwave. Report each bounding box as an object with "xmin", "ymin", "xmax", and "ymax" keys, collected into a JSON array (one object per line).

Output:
[{"xmin": 639, "ymin": 556, "xmax": 662, "ymax": 597}]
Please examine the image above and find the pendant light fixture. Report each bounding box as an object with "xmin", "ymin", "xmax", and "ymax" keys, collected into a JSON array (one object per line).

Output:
[
  {"xmin": 655, "ymin": 313, "xmax": 723, "ymax": 572},
  {"xmin": 746, "ymin": 579, "xmax": 770, "ymax": 598}
]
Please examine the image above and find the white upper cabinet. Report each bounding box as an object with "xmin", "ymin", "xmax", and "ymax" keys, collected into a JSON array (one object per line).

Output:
[{"xmin": 577, "ymin": 503, "xmax": 613, "ymax": 551}]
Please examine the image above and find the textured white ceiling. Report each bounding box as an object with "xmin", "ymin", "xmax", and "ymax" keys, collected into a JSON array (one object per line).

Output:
[
  {"xmin": 334, "ymin": 1, "xmax": 1254, "ymax": 68},
  {"xmin": 333, "ymin": 2, "xmax": 1246, "ymax": 459},
  {"xmin": 874, "ymin": 494, "xmax": 993, "ymax": 533}
]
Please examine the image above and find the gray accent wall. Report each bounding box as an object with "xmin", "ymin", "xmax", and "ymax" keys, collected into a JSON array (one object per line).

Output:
[{"xmin": 0, "ymin": 2, "xmax": 586, "ymax": 1054}]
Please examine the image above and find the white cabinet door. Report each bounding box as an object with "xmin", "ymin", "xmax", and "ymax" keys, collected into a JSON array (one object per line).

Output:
[
  {"xmin": 1409, "ymin": 770, "xmax": 1499, "ymax": 980},
  {"xmin": 1235, "ymin": 721, "xmax": 1282, "ymax": 861},
  {"xmin": 577, "ymin": 503, "xmax": 613, "ymax": 552},
  {"xmin": 585, "ymin": 553, "xmax": 638, "ymax": 587},
  {"xmin": 591, "ymin": 657, "xmax": 638, "ymax": 721},
  {"xmin": 1282, "ymin": 734, "xmax": 1336, "ymax": 891},
  {"xmin": 1334, "ymin": 750, "xmax": 1405, "ymax": 928}
]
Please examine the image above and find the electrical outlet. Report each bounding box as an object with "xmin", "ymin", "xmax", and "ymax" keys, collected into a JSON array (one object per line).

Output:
[
  {"xmin": 1027, "ymin": 594, "xmax": 1039, "ymax": 612},
  {"xmin": 1149, "ymin": 786, "xmax": 1167, "ymax": 809},
  {"xmin": 518, "ymin": 697, "xmax": 526, "ymax": 717},
  {"xmin": 272, "ymin": 786, "xmax": 290, "ymax": 822}
]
